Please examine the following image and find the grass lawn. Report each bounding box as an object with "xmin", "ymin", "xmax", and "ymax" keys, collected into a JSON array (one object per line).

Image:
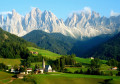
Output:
[
  {"xmin": 1, "ymin": 71, "xmax": 120, "ymax": 84},
  {"xmin": 0, "ymin": 71, "xmax": 14, "ymax": 83},
  {"xmin": 30, "ymin": 62, "xmax": 42, "ymax": 68},
  {"xmin": 74, "ymin": 57, "xmax": 107, "ymax": 64},
  {"xmin": 10, "ymin": 79, "xmax": 33, "ymax": 84},
  {"xmin": 28, "ymin": 47, "xmax": 61, "ymax": 60},
  {"xmin": 0, "ymin": 58, "xmax": 21, "ymax": 66},
  {"xmin": 65, "ymin": 66, "xmax": 88, "ymax": 73},
  {"xmin": 74, "ymin": 57, "xmax": 92, "ymax": 64},
  {"xmin": 27, "ymin": 72, "xmax": 120, "ymax": 84}
]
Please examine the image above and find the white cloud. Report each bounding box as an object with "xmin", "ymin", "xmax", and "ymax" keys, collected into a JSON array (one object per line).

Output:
[
  {"xmin": 110, "ymin": 10, "xmax": 120, "ymax": 17},
  {"xmin": 82, "ymin": 7, "xmax": 91, "ymax": 14},
  {"xmin": 0, "ymin": 11, "xmax": 12, "ymax": 15},
  {"xmin": 31, "ymin": 6, "xmax": 37, "ymax": 10},
  {"xmin": 69, "ymin": 7, "xmax": 91, "ymax": 17}
]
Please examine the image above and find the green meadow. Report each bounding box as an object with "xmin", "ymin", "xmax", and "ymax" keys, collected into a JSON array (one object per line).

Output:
[
  {"xmin": 0, "ymin": 58, "xmax": 21, "ymax": 66},
  {"xmin": 18, "ymin": 72, "xmax": 120, "ymax": 84},
  {"xmin": 28, "ymin": 47, "xmax": 61, "ymax": 60},
  {"xmin": 0, "ymin": 71, "xmax": 14, "ymax": 84},
  {"xmin": 0, "ymin": 71, "xmax": 120, "ymax": 84}
]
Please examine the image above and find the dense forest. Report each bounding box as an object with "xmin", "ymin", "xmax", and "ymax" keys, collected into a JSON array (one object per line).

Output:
[
  {"xmin": 23, "ymin": 30, "xmax": 112, "ymax": 56},
  {"xmin": 85, "ymin": 32, "xmax": 120, "ymax": 61},
  {"xmin": 0, "ymin": 28, "xmax": 37, "ymax": 59}
]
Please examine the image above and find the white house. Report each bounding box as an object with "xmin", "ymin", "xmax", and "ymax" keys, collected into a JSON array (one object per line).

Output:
[
  {"xmin": 26, "ymin": 68, "xmax": 32, "ymax": 74},
  {"xmin": 20, "ymin": 72, "xmax": 25, "ymax": 74},
  {"xmin": 90, "ymin": 57, "xmax": 94, "ymax": 59},
  {"xmin": 11, "ymin": 68, "xmax": 15, "ymax": 73},
  {"xmin": 45, "ymin": 65, "xmax": 52, "ymax": 72}
]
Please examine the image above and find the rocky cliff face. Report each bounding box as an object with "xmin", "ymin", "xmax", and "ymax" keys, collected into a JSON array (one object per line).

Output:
[{"xmin": 0, "ymin": 8, "xmax": 120, "ymax": 39}]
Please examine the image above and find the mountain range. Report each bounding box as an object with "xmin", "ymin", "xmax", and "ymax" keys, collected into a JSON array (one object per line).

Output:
[{"xmin": 0, "ymin": 8, "xmax": 120, "ymax": 39}]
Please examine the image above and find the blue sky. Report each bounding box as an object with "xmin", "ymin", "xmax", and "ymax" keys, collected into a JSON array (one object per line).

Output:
[{"xmin": 0, "ymin": 0, "xmax": 120, "ymax": 20}]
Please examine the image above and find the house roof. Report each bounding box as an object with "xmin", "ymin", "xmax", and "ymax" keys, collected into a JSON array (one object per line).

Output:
[
  {"xmin": 45, "ymin": 65, "xmax": 51, "ymax": 69},
  {"xmin": 27, "ymin": 68, "xmax": 32, "ymax": 70}
]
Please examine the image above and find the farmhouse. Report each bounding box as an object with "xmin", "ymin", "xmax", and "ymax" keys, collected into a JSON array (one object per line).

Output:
[
  {"xmin": 33, "ymin": 52, "xmax": 38, "ymax": 55},
  {"xmin": 112, "ymin": 67, "xmax": 118, "ymax": 70},
  {"xmin": 30, "ymin": 51, "xmax": 38, "ymax": 55},
  {"xmin": 11, "ymin": 67, "xmax": 15, "ymax": 73},
  {"xmin": 30, "ymin": 51, "xmax": 33, "ymax": 54},
  {"xmin": 26, "ymin": 68, "xmax": 32, "ymax": 74},
  {"xmin": 90, "ymin": 57, "xmax": 94, "ymax": 59}
]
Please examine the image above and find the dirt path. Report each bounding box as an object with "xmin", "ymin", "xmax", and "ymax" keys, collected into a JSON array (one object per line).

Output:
[
  {"xmin": 0, "ymin": 77, "xmax": 16, "ymax": 84},
  {"xmin": 7, "ymin": 78, "xmax": 16, "ymax": 84},
  {"xmin": 0, "ymin": 81, "xmax": 4, "ymax": 84}
]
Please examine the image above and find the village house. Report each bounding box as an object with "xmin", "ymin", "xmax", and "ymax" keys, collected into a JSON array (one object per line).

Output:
[
  {"xmin": 30, "ymin": 51, "xmax": 33, "ymax": 54},
  {"xmin": 20, "ymin": 72, "xmax": 25, "ymax": 74},
  {"xmin": 33, "ymin": 52, "xmax": 38, "ymax": 55},
  {"xmin": 11, "ymin": 67, "xmax": 15, "ymax": 73},
  {"xmin": 90, "ymin": 57, "xmax": 94, "ymax": 59},
  {"xmin": 26, "ymin": 68, "xmax": 32, "ymax": 74},
  {"xmin": 112, "ymin": 67, "xmax": 118, "ymax": 70},
  {"xmin": 30, "ymin": 51, "xmax": 38, "ymax": 55}
]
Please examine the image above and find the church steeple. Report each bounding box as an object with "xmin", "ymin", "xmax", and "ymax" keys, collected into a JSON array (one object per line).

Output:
[{"xmin": 43, "ymin": 58, "xmax": 45, "ymax": 70}]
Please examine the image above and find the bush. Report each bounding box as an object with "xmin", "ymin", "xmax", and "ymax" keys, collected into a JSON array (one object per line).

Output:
[
  {"xmin": 74, "ymin": 63, "xmax": 82, "ymax": 67},
  {"xmin": 0, "ymin": 63, "xmax": 8, "ymax": 70}
]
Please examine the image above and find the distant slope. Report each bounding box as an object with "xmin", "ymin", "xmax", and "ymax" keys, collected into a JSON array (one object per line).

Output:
[
  {"xmin": 85, "ymin": 32, "xmax": 120, "ymax": 61},
  {"xmin": 28, "ymin": 47, "xmax": 61, "ymax": 60},
  {"xmin": 0, "ymin": 28, "xmax": 36, "ymax": 59},
  {"xmin": 0, "ymin": 58, "xmax": 21, "ymax": 66},
  {"xmin": 23, "ymin": 30, "xmax": 76, "ymax": 55},
  {"xmin": 23, "ymin": 30, "xmax": 112, "ymax": 57}
]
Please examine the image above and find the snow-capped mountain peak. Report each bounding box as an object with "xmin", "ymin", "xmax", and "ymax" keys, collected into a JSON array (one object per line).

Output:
[{"xmin": 0, "ymin": 8, "xmax": 120, "ymax": 39}]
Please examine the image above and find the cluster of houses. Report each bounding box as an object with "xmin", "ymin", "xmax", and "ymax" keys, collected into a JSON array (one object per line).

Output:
[
  {"xmin": 10, "ymin": 58, "xmax": 54, "ymax": 79},
  {"xmin": 30, "ymin": 51, "xmax": 38, "ymax": 55}
]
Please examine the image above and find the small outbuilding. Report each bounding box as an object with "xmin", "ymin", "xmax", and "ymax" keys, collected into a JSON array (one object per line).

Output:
[{"xmin": 17, "ymin": 74, "xmax": 25, "ymax": 79}]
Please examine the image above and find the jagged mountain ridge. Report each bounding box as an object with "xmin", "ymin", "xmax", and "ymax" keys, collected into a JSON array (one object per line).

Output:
[{"xmin": 0, "ymin": 8, "xmax": 120, "ymax": 39}]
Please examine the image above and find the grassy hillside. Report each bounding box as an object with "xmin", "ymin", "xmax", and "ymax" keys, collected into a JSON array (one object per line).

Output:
[
  {"xmin": 19, "ymin": 72, "xmax": 120, "ymax": 84},
  {"xmin": 0, "ymin": 71, "xmax": 32, "ymax": 84},
  {"xmin": 0, "ymin": 71, "xmax": 14, "ymax": 84},
  {"xmin": 28, "ymin": 47, "xmax": 61, "ymax": 60},
  {"xmin": 0, "ymin": 58, "xmax": 21, "ymax": 66},
  {"xmin": 74, "ymin": 57, "xmax": 92, "ymax": 64},
  {"xmin": 1, "ymin": 71, "xmax": 120, "ymax": 84}
]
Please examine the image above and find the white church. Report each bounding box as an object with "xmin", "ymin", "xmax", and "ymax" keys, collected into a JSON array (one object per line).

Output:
[{"xmin": 43, "ymin": 58, "xmax": 52, "ymax": 72}]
